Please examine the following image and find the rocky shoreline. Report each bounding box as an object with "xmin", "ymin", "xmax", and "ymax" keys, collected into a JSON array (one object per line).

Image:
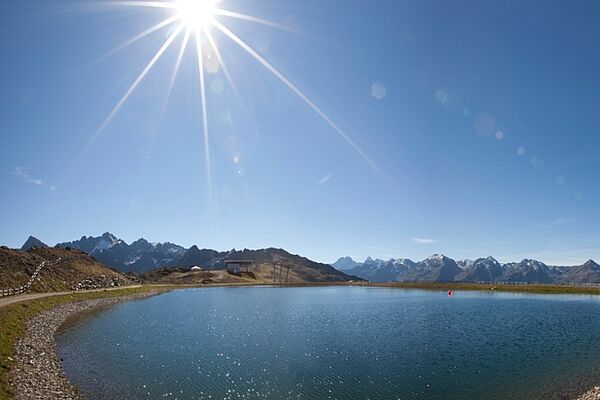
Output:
[
  {"xmin": 578, "ymin": 387, "xmax": 600, "ymax": 400},
  {"xmin": 7, "ymin": 292, "xmax": 160, "ymax": 400}
]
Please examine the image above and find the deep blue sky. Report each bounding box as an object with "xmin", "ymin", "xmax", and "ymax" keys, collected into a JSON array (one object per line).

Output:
[{"xmin": 1, "ymin": 0, "xmax": 599, "ymax": 265}]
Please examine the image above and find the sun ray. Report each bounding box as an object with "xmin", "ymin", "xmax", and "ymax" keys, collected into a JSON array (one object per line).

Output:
[
  {"xmin": 84, "ymin": 24, "xmax": 184, "ymax": 154},
  {"xmin": 212, "ymin": 21, "xmax": 387, "ymax": 179},
  {"xmin": 214, "ymin": 9, "xmax": 298, "ymax": 33},
  {"xmin": 141, "ymin": 28, "xmax": 191, "ymax": 158},
  {"xmin": 98, "ymin": 15, "xmax": 180, "ymax": 63},
  {"xmin": 161, "ymin": 28, "xmax": 191, "ymax": 116},
  {"xmin": 100, "ymin": 1, "xmax": 177, "ymax": 10},
  {"xmin": 194, "ymin": 30, "xmax": 214, "ymax": 208},
  {"xmin": 203, "ymin": 28, "xmax": 243, "ymax": 108}
]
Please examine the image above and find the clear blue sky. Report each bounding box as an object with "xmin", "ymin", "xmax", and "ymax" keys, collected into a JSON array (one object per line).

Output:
[{"xmin": 1, "ymin": 0, "xmax": 599, "ymax": 265}]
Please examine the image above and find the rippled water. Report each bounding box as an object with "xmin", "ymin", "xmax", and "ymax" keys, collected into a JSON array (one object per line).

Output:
[{"xmin": 57, "ymin": 287, "xmax": 600, "ymax": 400}]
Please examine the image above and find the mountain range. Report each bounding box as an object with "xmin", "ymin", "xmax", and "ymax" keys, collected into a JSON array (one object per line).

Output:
[
  {"xmin": 17, "ymin": 234, "xmax": 600, "ymax": 285},
  {"xmin": 20, "ymin": 233, "xmax": 358, "ymax": 283},
  {"xmin": 332, "ymin": 255, "xmax": 600, "ymax": 284},
  {"xmin": 54, "ymin": 233, "xmax": 186, "ymax": 272}
]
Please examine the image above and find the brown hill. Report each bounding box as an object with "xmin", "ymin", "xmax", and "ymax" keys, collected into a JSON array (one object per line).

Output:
[
  {"xmin": 140, "ymin": 267, "xmax": 260, "ymax": 285},
  {"xmin": 0, "ymin": 247, "xmax": 132, "ymax": 293},
  {"xmin": 175, "ymin": 247, "xmax": 362, "ymax": 283}
]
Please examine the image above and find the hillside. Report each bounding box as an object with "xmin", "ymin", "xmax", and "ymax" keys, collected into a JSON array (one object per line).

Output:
[
  {"xmin": 173, "ymin": 247, "xmax": 361, "ymax": 283},
  {"xmin": 140, "ymin": 267, "xmax": 261, "ymax": 285},
  {"xmin": 0, "ymin": 247, "xmax": 132, "ymax": 293}
]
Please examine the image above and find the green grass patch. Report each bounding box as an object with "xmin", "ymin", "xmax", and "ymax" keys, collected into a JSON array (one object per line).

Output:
[
  {"xmin": 376, "ymin": 281, "xmax": 600, "ymax": 294},
  {"xmin": 0, "ymin": 286, "xmax": 166, "ymax": 400}
]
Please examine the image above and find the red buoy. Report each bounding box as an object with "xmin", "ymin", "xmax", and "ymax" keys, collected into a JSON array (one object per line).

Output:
[{"xmin": 448, "ymin": 290, "xmax": 453, "ymax": 296}]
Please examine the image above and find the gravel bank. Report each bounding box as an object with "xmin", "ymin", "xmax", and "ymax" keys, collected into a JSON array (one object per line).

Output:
[
  {"xmin": 578, "ymin": 387, "xmax": 600, "ymax": 400},
  {"xmin": 7, "ymin": 292, "xmax": 159, "ymax": 399}
]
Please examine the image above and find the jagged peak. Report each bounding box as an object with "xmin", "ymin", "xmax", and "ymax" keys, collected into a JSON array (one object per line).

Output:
[
  {"xmin": 473, "ymin": 256, "xmax": 499, "ymax": 264},
  {"xmin": 21, "ymin": 236, "xmax": 48, "ymax": 250},
  {"xmin": 101, "ymin": 232, "xmax": 118, "ymax": 241}
]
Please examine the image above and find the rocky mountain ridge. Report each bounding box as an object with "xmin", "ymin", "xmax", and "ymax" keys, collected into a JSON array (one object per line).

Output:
[
  {"xmin": 55, "ymin": 233, "xmax": 186, "ymax": 272},
  {"xmin": 334, "ymin": 255, "xmax": 600, "ymax": 284}
]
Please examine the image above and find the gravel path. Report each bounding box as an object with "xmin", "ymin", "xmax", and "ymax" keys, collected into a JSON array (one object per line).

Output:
[
  {"xmin": 0, "ymin": 285, "xmax": 142, "ymax": 308},
  {"xmin": 7, "ymin": 292, "xmax": 158, "ymax": 399}
]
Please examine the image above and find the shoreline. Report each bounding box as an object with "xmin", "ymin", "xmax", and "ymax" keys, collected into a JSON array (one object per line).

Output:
[
  {"xmin": 0, "ymin": 288, "xmax": 167, "ymax": 400},
  {"xmin": 580, "ymin": 388, "xmax": 600, "ymax": 400},
  {"xmin": 3, "ymin": 285, "xmax": 600, "ymax": 399},
  {"xmin": 7, "ymin": 291, "xmax": 162, "ymax": 400}
]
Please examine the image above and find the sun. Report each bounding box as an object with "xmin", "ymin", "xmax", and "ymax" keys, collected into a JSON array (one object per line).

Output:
[{"xmin": 175, "ymin": 0, "xmax": 219, "ymax": 31}]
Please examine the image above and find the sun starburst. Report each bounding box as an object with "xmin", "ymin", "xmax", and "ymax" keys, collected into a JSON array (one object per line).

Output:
[
  {"xmin": 87, "ymin": 0, "xmax": 388, "ymax": 210},
  {"xmin": 175, "ymin": 0, "xmax": 218, "ymax": 31}
]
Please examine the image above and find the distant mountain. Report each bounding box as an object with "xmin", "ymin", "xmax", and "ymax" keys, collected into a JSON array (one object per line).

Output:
[
  {"xmin": 341, "ymin": 253, "xmax": 600, "ymax": 284},
  {"xmin": 21, "ymin": 236, "xmax": 48, "ymax": 251},
  {"xmin": 331, "ymin": 256, "xmax": 361, "ymax": 271},
  {"xmin": 56, "ymin": 232, "xmax": 185, "ymax": 272},
  {"xmin": 177, "ymin": 246, "xmax": 223, "ymax": 268},
  {"xmin": 559, "ymin": 260, "xmax": 600, "ymax": 284},
  {"xmin": 402, "ymin": 254, "xmax": 461, "ymax": 282},
  {"xmin": 455, "ymin": 257, "xmax": 504, "ymax": 282},
  {"xmin": 501, "ymin": 259, "xmax": 553, "ymax": 284},
  {"xmin": 346, "ymin": 258, "xmax": 415, "ymax": 282},
  {"xmin": 345, "ymin": 254, "xmax": 460, "ymax": 283},
  {"xmin": 56, "ymin": 232, "xmax": 121, "ymax": 254}
]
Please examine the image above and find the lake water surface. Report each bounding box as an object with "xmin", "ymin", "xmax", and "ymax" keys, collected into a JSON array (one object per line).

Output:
[{"xmin": 57, "ymin": 287, "xmax": 600, "ymax": 399}]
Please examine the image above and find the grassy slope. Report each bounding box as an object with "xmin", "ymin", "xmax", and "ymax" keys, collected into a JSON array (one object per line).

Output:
[
  {"xmin": 0, "ymin": 247, "xmax": 131, "ymax": 292},
  {"xmin": 0, "ymin": 286, "xmax": 165, "ymax": 400}
]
